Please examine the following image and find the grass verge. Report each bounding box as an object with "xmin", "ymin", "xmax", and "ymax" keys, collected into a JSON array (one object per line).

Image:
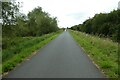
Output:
[
  {"xmin": 2, "ymin": 31, "xmax": 62, "ymax": 74},
  {"xmin": 69, "ymin": 30, "xmax": 118, "ymax": 78}
]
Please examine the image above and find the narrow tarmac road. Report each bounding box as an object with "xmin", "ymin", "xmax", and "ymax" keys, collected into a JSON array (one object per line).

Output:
[{"xmin": 4, "ymin": 31, "xmax": 105, "ymax": 78}]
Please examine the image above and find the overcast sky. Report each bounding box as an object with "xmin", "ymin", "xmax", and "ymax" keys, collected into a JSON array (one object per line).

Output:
[{"xmin": 18, "ymin": 0, "xmax": 120, "ymax": 28}]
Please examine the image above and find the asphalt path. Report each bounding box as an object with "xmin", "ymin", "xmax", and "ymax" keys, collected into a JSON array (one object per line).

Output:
[{"xmin": 4, "ymin": 31, "xmax": 105, "ymax": 78}]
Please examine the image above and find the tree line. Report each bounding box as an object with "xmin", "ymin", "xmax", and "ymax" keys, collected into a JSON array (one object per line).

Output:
[
  {"xmin": 70, "ymin": 10, "xmax": 120, "ymax": 42},
  {"xmin": 2, "ymin": 1, "xmax": 59, "ymax": 49}
]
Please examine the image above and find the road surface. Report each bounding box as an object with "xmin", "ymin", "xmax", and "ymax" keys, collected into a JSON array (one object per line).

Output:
[{"xmin": 4, "ymin": 31, "xmax": 105, "ymax": 78}]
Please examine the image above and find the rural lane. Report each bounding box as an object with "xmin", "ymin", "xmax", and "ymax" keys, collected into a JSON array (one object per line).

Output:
[{"xmin": 4, "ymin": 31, "xmax": 105, "ymax": 78}]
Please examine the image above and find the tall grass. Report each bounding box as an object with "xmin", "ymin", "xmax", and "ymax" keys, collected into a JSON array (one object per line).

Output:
[
  {"xmin": 70, "ymin": 30, "xmax": 118, "ymax": 78},
  {"xmin": 2, "ymin": 31, "xmax": 61, "ymax": 74}
]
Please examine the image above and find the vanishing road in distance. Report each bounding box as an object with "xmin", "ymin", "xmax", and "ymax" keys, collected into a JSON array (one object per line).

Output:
[{"xmin": 4, "ymin": 31, "xmax": 105, "ymax": 78}]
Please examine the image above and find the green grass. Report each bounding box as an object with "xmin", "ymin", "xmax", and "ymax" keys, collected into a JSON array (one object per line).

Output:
[
  {"xmin": 2, "ymin": 31, "xmax": 62, "ymax": 74},
  {"xmin": 69, "ymin": 30, "xmax": 118, "ymax": 78}
]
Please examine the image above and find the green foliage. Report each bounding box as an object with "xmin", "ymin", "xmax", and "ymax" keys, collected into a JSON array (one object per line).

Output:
[
  {"xmin": 70, "ymin": 24, "xmax": 81, "ymax": 31},
  {"xmin": 2, "ymin": 1, "xmax": 19, "ymax": 26},
  {"xmin": 27, "ymin": 7, "xmax": 59, "ymax": 36},
  {"xmin": 2, "ymin": 1, "xmax": 59, "ymax": 37},
  {"xmin": 70, "ymin": 10, "xmax": 120, "ymax": 42},
  {"xmin": 100, "ymin": 61, "xmax": 113, "ymax": 69},
  {"xmin": 2, "ymin": 1, "xmax": 59, "ymax": 50},
  {"xmin": 70, "ymin": 30, "xmax": 118, "ymax": 78}
]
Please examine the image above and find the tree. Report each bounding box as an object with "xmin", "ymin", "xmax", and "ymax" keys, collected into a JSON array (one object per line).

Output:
[
  {"xmin": 2, "ymin": 1, "xmax": 20, "ymax": 37},
  {"xmin": 2, "ymin": 1, "xmax": 19, "ymax": 26},
  {"xmin": 27, "ymin": 7, "xmax": 58, "ymax": 36},
  {"xmin": 70, "ymin": 10, "xmax": 120, "ymax": 42}
]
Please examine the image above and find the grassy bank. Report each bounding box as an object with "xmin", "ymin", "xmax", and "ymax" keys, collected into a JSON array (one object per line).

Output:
[
  {"xmin": 69, "ymin": 30, "xmax": 118, "ymax": 78},
  {"xmin": 2, "ymin": 31, "xmax": 62, "ymax": 74}
]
